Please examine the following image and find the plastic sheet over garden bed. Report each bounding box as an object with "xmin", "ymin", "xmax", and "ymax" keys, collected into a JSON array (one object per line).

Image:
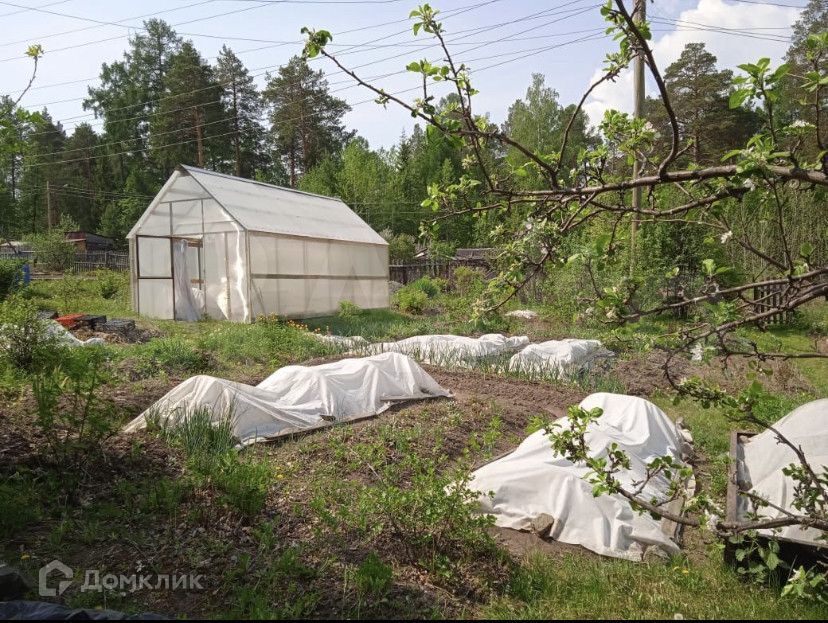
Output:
[
  {"xmin": 468, "ymin": 393, "xmax": 693, "ymax": 561},
  {"xmin": 508, "ymin": 339, "xmax": 615, "ymax": 377},
  {"xmin": 731, "ymin": 398, "xmax": 828, "ymax": 549},
  {"xmin": 124, "ymin": 352, "xmax": 451, "ymax": 446},
  {"xmin": 369, "ymin": 333, "xmax": 530, "ymax": 367}
]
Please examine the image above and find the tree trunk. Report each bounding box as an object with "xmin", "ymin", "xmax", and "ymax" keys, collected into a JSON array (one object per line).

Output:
[
  {"xmin": 289, "ymin": 142, "xmax": 296, "ymax": 188},
  {"xmin": 195, "ymin": 108, "xmax": 205, "ymax": 168},
  {"xmin": 232, "ymin": 82, "xmax": 241, "ymax": 177}
]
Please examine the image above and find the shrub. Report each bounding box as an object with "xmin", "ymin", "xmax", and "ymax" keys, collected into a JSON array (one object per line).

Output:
[
  {"xmin": 427, "ymin": 240, "xmax": 456, "ymax": 261},
  {"xmin": 351, "ymin": 553, "xmax": 393, "ymax": 599},
  {"xmin": 26, "ymin": 216, "xmax": 78, "ymax": 272},
  {"xmin": 0, "ymin": 259, "xmax": 24, "ymax": 300},
  {"xmin": 387, "ymin": 233, "xmax": 416, "ymax": 263},
  {"xmin": 410, "ymin": 276, "xmax": 443, "ymax": 298},
  {"xmin": 338, "ymin": 300, "xmax": 362, "ymax": 318},
  {"xmin": 393, "ymin": 287, "xmax": 428, "ymax": 314},
  {"xmin": 452, "ymin": 265, "xmax": 485, "ymax": 296},
  {"xmin": 31, "ymin": 346, "xmax": 115, "ymax": 466},
  {"xmin": 0, "ymin": 296, "xmax": 60, "ymax": 371},
  {"xmin": 97, "ymin": 270, "xmax": 124, "ymax": 300},
  {"xmin": 52, "ymin": 273, "xmax": 88, "ymax": 312},
  {"xmin": 312, "ymin": 426, "xmax": 499, "ymax": 578},
  {"xmin": 0, "ymin": 476, "xmax": 40, "ymax": 539},
  {"xmin": 152, "ymin": 405, "xmax": 237, "ymax": 464}
]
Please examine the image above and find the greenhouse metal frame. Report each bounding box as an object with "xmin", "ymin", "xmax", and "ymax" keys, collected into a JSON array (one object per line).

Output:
[{"xmin": 127, "ymin": 165, "xmax": 389, "ymax": 322}]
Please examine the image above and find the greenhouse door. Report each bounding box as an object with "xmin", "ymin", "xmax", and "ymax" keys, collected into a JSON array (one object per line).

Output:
[
  {"xmin": 135, "ymin": 235, "xmax": 174, "ymax": 319},
  {"xmin": 172, "ymin": 238, "xmax": 203, "ymax": 321}
]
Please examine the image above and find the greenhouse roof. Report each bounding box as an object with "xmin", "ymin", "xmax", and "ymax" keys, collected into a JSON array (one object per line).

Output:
[{"xmin": 131, "ymin": 165, "xmax": 387, "ymax": 246}]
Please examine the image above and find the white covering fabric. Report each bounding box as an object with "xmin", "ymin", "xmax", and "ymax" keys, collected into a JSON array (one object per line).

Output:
[
  {"xmin": 372, "ymin": 333, "xmax": 530, "ymax": 366},
  {"xmin": 469, "ymin": 393, "xmax": 689, "ymax": 561},
  {"xmin": 505, "ymin": 310, "xmax": 539, "ymax": 320},
  {"xmin": 309, "ymin": 333, "xmax": 370, "ymax": 350},
  {"xmin": 172, "ymin": 239, "xmax": 201, "ymax": 321},
  {"xmin": 124, "ymin": 352, "xmax": 450, "ymax": 447},
  {"xmin": 737, "ymin": 398, "xmax": 828, "ymax": 546},
  {"xmin": 509, "ymin": 339, "xmax": 614, "ymax": 376},
  {"xmin": 45, "ymin": 322, "xmax": 105, "ymax": 347}
]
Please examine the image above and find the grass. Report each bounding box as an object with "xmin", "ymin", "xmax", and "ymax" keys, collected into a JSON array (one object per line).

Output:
[
  {"xmin": 2, "ymin": 273, "xmax": 828, "ymax": 618},
  {"xmin": 483, "ymin": 551, "xmax": 828, "ymax": 620}
]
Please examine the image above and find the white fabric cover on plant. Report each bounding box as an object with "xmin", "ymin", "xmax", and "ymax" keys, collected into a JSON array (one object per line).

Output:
[
  {"xmin": 468, "ymin": 393, "xmax": 690, "ymax": 561},
  {"xmin": 736, "ymin": 398, "xmax": 828, "ymax": 546},
  {"xmin": 372, "ymin": 333, "xmax": 530, "ymax": 366},
  {"xmin": 124, "ymin": 352, "xmax": 450, "ymax": 447},
  {"xmin": 508, "ymin": 338, "xmax": 613, "ymax": 376}
]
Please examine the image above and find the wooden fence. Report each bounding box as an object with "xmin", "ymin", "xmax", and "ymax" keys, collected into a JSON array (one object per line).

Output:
[
  {"xmin": 752, "ymin": 282, "xmax": 794, "ymax": 325},
  {"xmin": 389, "ymin": 258, "xmax": 492, "ymax": 285},
  {"xmin": 0, "ymin": 250, "xmax": 129, "ymax": 273}
]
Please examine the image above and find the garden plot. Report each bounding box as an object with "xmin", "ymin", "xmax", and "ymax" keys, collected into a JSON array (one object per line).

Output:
[
  {"xmin": 124, "ymin": 352, "xmax": 451, "ymax": 446},
  {"xmin": 468, "ymin": 392, "xmax": 693, "ymax": 561},
  {"xmin": 508, "ymin": 339, "xmax": 614, "ymax": 378}
]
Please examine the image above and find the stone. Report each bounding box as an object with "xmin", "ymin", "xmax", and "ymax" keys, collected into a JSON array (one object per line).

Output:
[{"xmin": 530, "ymin": 513, "xmax": 555, "ymax": 536}]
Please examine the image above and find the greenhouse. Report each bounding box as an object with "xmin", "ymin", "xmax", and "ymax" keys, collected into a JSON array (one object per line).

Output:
[{"xmin": 127, "ymin": 165, "xmax": 389, "ymax": 322}]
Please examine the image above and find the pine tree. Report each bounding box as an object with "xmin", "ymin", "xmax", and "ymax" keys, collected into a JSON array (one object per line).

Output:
[
  {"xmin": 215, "ymin": 46, "xmax": 264, "ymax": 178},
  {"xmin": 84, "ymin": 20, "xmax": 182, "ymax": 187},
  {"xmin": 61, "ymin": 123, "xmax": 110, "ymax": 230},
  {"xmin": 150, "ymin": 42, "xmax": 228, "ymax": 173},
  {"xmin": 645, "ymin": 42, "xmax": 758, "ymax": 166},
  {"xmin": 780, "ymin": 0, "xmax": 828, "ymax": 143},
  {"xmin": 263, "ymin": 56, "xmax": 352, "ymax": 187},
  {"xmin": 17, "ymin": 111, "xmax": 66, "ymax": 234}
]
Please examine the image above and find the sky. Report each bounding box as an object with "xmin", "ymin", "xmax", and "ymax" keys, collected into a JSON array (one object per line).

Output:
[{"xmin": 2, "ymin": 0, "xmax": 809, "ymax": 150}]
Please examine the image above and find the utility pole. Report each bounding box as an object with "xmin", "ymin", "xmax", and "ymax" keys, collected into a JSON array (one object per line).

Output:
[{"xmin": 630, "ymin": 0, "xmax": 646, "ymax": 276}]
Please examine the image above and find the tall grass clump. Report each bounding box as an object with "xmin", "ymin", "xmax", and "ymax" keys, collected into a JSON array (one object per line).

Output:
[
  {"xmin": 151, "ymin": 406, "xmax": 270, "ymax": 518},
  {"xmin": 137, "ymin": 337, "xmax": 213, "ymax": 374},
  {"xmin": 152, "ymin": 405, "xmax": 237, "ymax": 462}
]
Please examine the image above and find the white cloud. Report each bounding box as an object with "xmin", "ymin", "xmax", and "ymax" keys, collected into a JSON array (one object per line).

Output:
[{"xmin": 584, "ymin": 0, "xmax": 801, "ymax": 124}]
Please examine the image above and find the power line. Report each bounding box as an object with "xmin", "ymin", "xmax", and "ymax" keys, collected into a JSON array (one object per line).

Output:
[
  {"xmin": 0, "ymin": 0, "xmax": 283, "ymax": 63},
  {"xmin": 21, "ymin": 0, "xmax": 570, "ymax": 132},
  {"xmin": 650, "ymin": 17, "xmax": 792, "ymax": 43},
  {"xmin": 23, "ymin": 24, "xmax": 608, "ymax": 156},
  {"xmin": 0, "ymin": 0, "xmax": 71, "ymax": 18},
  {"xmin": 19, "ymin": 29, "xmax": 605, "ymax": 170},
  {"xmin": 10, "ymin": 0, "xmax": 507, "ymax": 96},
  {"xmin": 23, "ymin": 5, "xmax": 599, "ymax": 145},
  {"xmin": 727, "ymin": 0, "xmax": 806, "ymax": 8},
  {"xmin": 0, "ymin": 0, "xmax": 219, "ymax": 49}
]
